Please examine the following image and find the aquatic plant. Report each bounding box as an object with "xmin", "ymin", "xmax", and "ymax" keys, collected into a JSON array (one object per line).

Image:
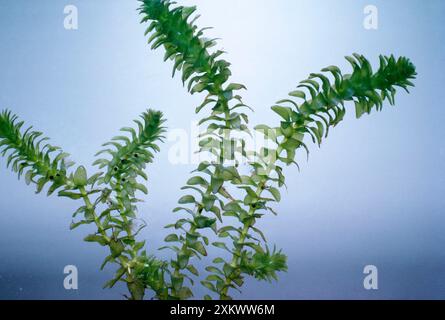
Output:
[{"xmin": 0, "ymin": 0, "xmax": 416, "ymax": 299}]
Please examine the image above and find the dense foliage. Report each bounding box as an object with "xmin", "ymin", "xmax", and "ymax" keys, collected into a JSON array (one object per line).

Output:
[{"xmin": 0, "ymin": 0, "xmax": 416, "ymax": 299}]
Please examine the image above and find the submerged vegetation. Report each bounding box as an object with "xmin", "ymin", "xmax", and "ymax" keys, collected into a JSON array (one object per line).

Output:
[{"xmin": 0, "ymin": 0, "xmax": 416, "ymax": 299}]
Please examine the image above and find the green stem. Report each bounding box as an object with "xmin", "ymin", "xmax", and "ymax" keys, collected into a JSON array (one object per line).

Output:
[
  {"xmin": 219, "ymin": 145, "xmax": 284, "ymax": 299},
  {"xmin": 171, "ymin": 90, "xmax": 233, "ymax": 298},
  {"xmin": 79, "ymin": 186, "xmax": 141, "ymax": 300}
]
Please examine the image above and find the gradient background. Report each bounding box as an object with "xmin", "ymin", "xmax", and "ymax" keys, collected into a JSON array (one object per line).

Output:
[{"xmin": 0, "ymin": 0, "xmax": 444, "ymax": 299}]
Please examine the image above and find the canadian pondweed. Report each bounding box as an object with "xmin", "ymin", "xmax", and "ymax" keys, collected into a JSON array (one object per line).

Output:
[{"xmin": 0, "ymin": 0, "xmax": 416, "ymax": 300}]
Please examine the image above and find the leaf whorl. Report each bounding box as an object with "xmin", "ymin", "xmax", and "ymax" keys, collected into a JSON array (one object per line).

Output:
[
  {"xmin": 139, "ymin": 0, "xmax": 232, "ymax": 95},
  {"xmin": 94, "ymin": 109, "xmax": 166, "ymax": 189}
]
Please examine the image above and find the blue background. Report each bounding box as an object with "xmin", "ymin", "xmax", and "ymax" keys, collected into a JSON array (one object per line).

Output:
[{"xmin": 0, "ymin": 0, "xmax": 444, "ymax": 299}]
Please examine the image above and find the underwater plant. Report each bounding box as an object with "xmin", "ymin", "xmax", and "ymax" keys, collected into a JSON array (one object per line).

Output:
[{"xmin": 0, "ymin": 0, "xmax": 416, "ymax": 300}]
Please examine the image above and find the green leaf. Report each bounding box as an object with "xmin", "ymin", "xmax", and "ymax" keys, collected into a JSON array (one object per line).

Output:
[
  {"xmin": 103, "ymin": 267, "xmax": 125, "ymax": 289},
  {"xmin": 178, "ymin": 195, "xmax": 196, "ymax": 204},
  {"xmin": 202, "ymin": 194, "xmax": 216, "ymax": 211},
  {"xmin": 196, "ymin": 162, "xmax": 211, "ymax": 172},
  {"xmin": 281, "ymin": 137, "xmax": 300, "ymax": 152},
  {"xmin": 58, "ymin": 191, "xmax": 83, "ymax": 200},
  {"xmin": 226, "ymin": 83, "xmax": 246, "ymax": 91},
  {"xmin": 251, "ymin": 226, "xmax": 267, "ymax": 243},
  {"xmin": 190, "ymin": 241, "xmax": 207, "ymax": 256},
  {"xmin": 209, "ymin": 206, "xmax": 222, "ymax": 222},
  {"xmin": 134, "ymin": 183, "xmax": 148, "ymax": 194},
  {"xmin": 194, "ymin": 216, "xmax": 216, "ymax": 229},
  {"xmin": 355, "ymin": 101, "xmax": 365, "ymax": 118},
  {"xmin": 25, "ymin": 171, "xmax": 33, "ymax": 185},
  {"xmin": 223, "ymin": 263, "xmax": 236, "ymax": 277},
  {"xmin": 210, "ymin": 176, "xmax": 223, "ymax": 194},
  {"xmin": 289, "ymin": 90, "xmax": 306, "ymax": 99},
  {"xmin": 87, "ymin": 172, "xmax": 103, "ymax": 185},
  {"xmin": 196, "ymin": 98, "xmax": 216, "ymax": 114},
  {"xmin": 69, "ymin": 220, "xmax": 89, "ymax": 230},
  {"xmin": 206, "ymin": 274, "xmax": 223, "ymax": 282},
  {"xmin": 268, "ymin": 187, "xmax": 281, "ymax": 202},
  {"xmin": 271, "ymin": 106, "xmax": 292, "ymax": 121},
  {"xmin": 178, "ymin": 251, "xmax": 190, "ymax": 269},
  {"xmin": 213, "ymin": 257, "xmax": 225, "ymax": 264},
  {"xmin": 205, "ymin": 266, "xmax": 224, "ymax": 275},
  {"xmin": 134, "ymin": 241, "xmax": 146, "ymax": 252},
  {"xmin": 109, "ymin": 239, "xmax": 125, "ymax": 257},
  {"xmin": 187, "ymin": 176, "xmax": 208, "ymax": 186},
  {"xmin": 100, "ymin": 255, "xmax": 114, "ymax": 270},
  {"xmin": 187, "ymin": 264, "xmax": 199, "ymax": 276},
  {"xmin": 223, "ymin": 201, "xmax": 242, "ymax": 212},
  {"xmin": 35, "ymin": 177, "xmax": 48, "ymax": 194},
  {"xmin": 212, "ymin": 242, "xmax": 231, "ymax": 252},
  {"xmin": 165, "ymin": 234, "xmax": 179, "ymax": 242},
  {"xmin": 84, "ymin": 234, "xmax": 108, "ymax": 246},
  {"xmin": 191, "ymin": 82, "xmax": 206, "ymax": 94},
  {"xmin": 201, "ymin": 281, "xmax": 217, "ymax": 293}
]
